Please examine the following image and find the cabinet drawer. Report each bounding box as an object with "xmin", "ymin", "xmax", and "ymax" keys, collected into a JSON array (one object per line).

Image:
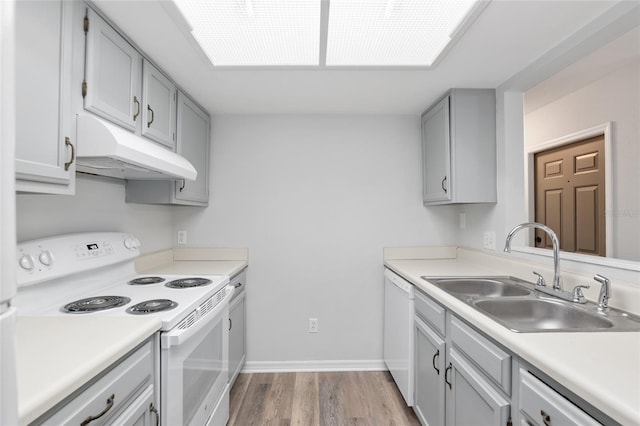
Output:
[
  {"xmin": 450, "ymin": 316, "xmax": 511, "ymax": 394},
  {"xmin": 415, "ymin": 289, "xmax": 446, "ymax": 336},
  {"xmin": 39, "ymin": 340, "xmax": 153, "ymax": 425},
  {"xmin": 519, "ymin": 369, "xmax": 600, "ymax": 426}
]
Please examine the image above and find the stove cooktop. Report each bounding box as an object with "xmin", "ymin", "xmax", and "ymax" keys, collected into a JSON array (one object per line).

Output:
[{"xmin": 15, "ymin": 233, "xmax": 231, "ymax": 331}]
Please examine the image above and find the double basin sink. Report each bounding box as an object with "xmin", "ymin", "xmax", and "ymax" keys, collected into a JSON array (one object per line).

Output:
[{"xmin": 420, "ymin": 276, "xmax": 640, "ymax": 332}]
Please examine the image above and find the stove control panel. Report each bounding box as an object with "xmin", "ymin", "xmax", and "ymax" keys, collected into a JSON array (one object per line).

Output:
[
  {"xmin": 16, "ymin": 232, "xmax": 141, "ymax": 288},
  {"xmin": 74, "ymin": 241, "xmax": 114, "ymax": 259}
]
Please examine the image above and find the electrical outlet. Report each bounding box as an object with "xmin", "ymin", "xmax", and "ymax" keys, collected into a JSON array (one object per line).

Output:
[
  {"xmin": 308, "ymin": 318, "xmax": 318, "ymax": 333},
  {"xmin": 177, "ymin": 230, "xmax": 187, "ymax": 245},
  {"xmin": 483, "ymin": 231, "xmax": 496, "ymax": 250}
]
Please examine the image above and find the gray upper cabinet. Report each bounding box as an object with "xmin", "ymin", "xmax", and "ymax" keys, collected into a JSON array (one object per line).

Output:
[
  {"xmin": 141, "ymin": 59, "xmax": 176, "ymax": 149},
  {"xmin": 84, "ymin": 7, "xmax": 141, "ymax": 133},
  {"xmin": 15, "ymin": 0, "xmax": 75, "ymax": 194},
  {"xmin": 421, "ymin": 89, "xmax": 496, "ymax": 205},
  {"xmin": 126, "ymin": 92, "xmax": 210, "ymax": 206},
  {"xmin": 175, "ymin": 92, "xmax": 210, "ymax": 204}
]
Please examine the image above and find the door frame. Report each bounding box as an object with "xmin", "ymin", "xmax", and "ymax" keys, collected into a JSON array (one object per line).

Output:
[{"xmin": 525, "ymin": 122, "xmax": 613, "ymax": 257}]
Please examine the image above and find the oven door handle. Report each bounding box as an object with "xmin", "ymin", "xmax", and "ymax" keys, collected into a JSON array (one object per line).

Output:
[{"xmin": 161, "ymin": 286, "xmax": 235, "ymax": 349}]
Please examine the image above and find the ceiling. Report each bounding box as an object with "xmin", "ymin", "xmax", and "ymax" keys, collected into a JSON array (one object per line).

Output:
[
  {"xmin": 93, "ymin": 0, "xmax": 620, "ymax": 115},
  {"xmin": 525, "ymin": 25, "xmax": 640, "ymax": 114}
]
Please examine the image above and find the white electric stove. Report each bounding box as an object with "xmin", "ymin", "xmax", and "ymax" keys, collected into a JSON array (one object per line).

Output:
[{"xmin": 14, "ymin": 232, "xmax": 233, "ymax": 426}]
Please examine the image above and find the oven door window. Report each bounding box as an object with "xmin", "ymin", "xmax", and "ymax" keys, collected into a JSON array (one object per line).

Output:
[{"xmin": 162, "ymin": 305, "xmax": 229, "ymax": 426}]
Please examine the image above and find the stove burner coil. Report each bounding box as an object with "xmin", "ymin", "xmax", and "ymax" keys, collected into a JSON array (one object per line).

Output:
[
  {"xmin": 126, "ymin": 299, "xmax": 178, "ymax": 314},
  {"xmin": 165, "ymin": 277, "xmax": 213, "ymax": 288},
  {"xmin": 63, "ymin": 296, "xmax": 131, "ymax": 313},
  {"xmin": 128, "ymin": 276, "xmax": 165, "ymax": 285}
]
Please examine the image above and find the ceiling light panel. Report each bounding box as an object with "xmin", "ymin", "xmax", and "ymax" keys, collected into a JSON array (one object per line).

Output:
[
  {"xmin": 326, "ymin": 0, "xmax": 480, "ymax": 66},
  {"xmin": 174, "ymin": 0, "xmax": 321, "ymax": 66}
]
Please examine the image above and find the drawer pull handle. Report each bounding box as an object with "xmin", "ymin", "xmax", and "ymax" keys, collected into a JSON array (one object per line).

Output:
[
  {"xmin": 81, "ymin": 394, "xmax": 114, "ymax": 425},
  {"xmin": 432, "ymin": 350, "xmax": 440, "ymax": 374},
  {"xmin": 234, "ymin": 282, "xmax": 243, "ymax": 289},
  {"xmin": 444, "ymin": 362, "xmax": 452, "ymax": 389},
  {"xmin": 540, "ymin": 409, "xmax": 551, "ymax": 426},
  {"xmin": 441, "ymin": 176, "xmax": 447, "ymax": 193},
  {"xmin": 150, "ymin": 403, "xmax": 159, "ymax": 426}
]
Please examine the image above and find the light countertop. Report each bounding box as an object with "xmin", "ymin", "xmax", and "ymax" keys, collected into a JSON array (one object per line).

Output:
[
  {"xmin": 384, "ymin": 250, "xmax": 640, "ymax": 426},
  {"xmin": 16, "ymin": 316, "xmax": 161, "ymax": 425},
  {"xmin": 135, "ymin": 247, "xmax": 248, "ymax": 278}
]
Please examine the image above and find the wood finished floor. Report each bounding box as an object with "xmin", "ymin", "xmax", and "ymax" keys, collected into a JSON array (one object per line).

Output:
[{"xmin": 228, "ymin": 371, "xmax": 421, "ymax": 426}]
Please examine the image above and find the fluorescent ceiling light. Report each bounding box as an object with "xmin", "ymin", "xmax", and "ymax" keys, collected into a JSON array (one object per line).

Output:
[
  {"xmin": 326, "ymin": 0, "xmax": 480, "ymax": 66},
  {"xmin": 174, "ymin": 0, "xmax": 321, "ymax": 66},
  {"xmin": 172, "ymin": 0, "xmax": 483, "ymax": 67}
]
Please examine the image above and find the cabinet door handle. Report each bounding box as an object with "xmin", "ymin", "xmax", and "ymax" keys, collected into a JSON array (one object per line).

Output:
[
  {"xmin": 540, "ymin": 410, "xmax": 551, "ymax": 426},
  {"xmin": 133, "ymin": 96, "xmax": 141, "ymax": 121},
  {"xmin": 179, "ymin": 179, "xmax": 185, "ymax": 192},
  {"xmin": 64, "ymin": 137, "xmax": 75, "ymax": 171},
  {"xmin": 441, "ymin": 176, "xmax": 448, "ymax": 193},
  {"xmin": 432, "ymin": 350, "xmax": 440, "ymax": 374},
  {"xmin": 81, "ymin": 394, "xmax": 115, "ymax": 425},
  {"xmin": 229, "ymin": 318, "xmax": 232, "ymax": 331},
  {"xmin": 150, "ymin": 403, "xmax": 159, "ymax": 426},
  {"xmin": 234, "ymin": 282, "xmax": 243, "ymax": 289},
  {"xmin": 147, "ymin": 105, "xmax": 154, "ymax": 128},
  {"xmin": 444, "ymin": 362, "xmax": 452, "ymax": 389}
]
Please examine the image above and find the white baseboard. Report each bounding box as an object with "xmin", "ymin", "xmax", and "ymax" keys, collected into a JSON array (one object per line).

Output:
[{"xmin": 242, "ymin": 359, "xmax": 387, "ymax": 373}]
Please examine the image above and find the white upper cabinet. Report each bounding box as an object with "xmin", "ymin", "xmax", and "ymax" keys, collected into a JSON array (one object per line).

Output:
[
  {"xmin": 174, "ymin": 92, "xmax": 210, "ymax": 204},
  {"xmin": 141, "ymin": 59, "xmax": 176, "ymax": 149},
  {"xmin": 421, "ymin": 89, "xmax": 497, "ymax": 205},
  {"xmin": 83, "ymin": 7, "xmax": 141, "ymax": 132},
  {"xmin": 422, "ymin": 96, "xmax": 451, "ymax": 203},
  {"xmin": 15, "ymin": 0, "xmax": 75, "ymax": 194}
]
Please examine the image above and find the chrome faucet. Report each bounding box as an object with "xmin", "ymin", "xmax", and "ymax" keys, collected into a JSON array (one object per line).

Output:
[
  {"xmin": 504, "ymin": 222, "xmax": 562, "ymax": 290},
  {"xmin": 594, "ymin": 274, "xmax": 611, "ymax": 312}
]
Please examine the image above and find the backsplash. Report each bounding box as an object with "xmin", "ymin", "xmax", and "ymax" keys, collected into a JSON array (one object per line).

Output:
[{"xmin": 16, "ymin": 174, "xmax": 174, "ymax": 253}]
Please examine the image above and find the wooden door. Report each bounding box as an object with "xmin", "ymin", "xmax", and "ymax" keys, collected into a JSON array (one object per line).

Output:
[{"xmin": 534, "ymin": 135, "xmax": 606, "ymax": 256}]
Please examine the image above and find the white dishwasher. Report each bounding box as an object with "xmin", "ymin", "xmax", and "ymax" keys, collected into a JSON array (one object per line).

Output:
[{"xmin": 383, "ymin": 268, "xmax": 415, "ymax": 406}]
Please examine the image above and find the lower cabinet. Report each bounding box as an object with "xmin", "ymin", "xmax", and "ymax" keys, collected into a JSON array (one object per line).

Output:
[
  {"xmin": 518, "ymin": 369, "xmax": 600, "ymax": 426},
  {"xmin": 35, "ymin": 339, "xmax": 157, "ymax": 426},
  {"xmin": 411, "ymin": 287, "xmax": 604, "ymax": 426},
  {"xmin": 414, "ymin": 316, "xmax": 446, "ymax": 426},
  {"xmin": 446, "ymin": 349, "xmax": 510, "ymax": 426},
  {"xmin": 414, "ymin": 288, "xmax": 511, "ymax": 426},
  {"xmin": 113, "ymin": 385, "xmax": 158, "ymax": 426}
]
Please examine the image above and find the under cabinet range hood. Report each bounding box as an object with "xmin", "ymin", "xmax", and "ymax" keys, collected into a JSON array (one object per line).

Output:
[{"xmin": 75, "ymin": 115, "xmax": 197, "ymax": 181}]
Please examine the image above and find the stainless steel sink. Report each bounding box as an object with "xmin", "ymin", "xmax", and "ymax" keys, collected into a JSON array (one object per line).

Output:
[
  {"xmin": 421, "ymin": 276, "xmax": 640, "ymax": 333},
  {"xmin": 422, "ymin": 276, "xmax": 533, "ymax": 299},
  {"xmin": 472, "ymin": 298, "xmax": 618, "ymax": 332}
]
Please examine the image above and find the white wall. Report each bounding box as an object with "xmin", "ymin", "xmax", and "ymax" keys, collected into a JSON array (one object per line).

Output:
[
  {"xmin": 525, "ymin": 62, "xmax": 639, "ymax": 261},
  {"xmin": 173, "ymin": 115, "xmax": 457, "ymax": 366},
  {"xmin": 16, "ymin": 175, "xmax": 174, "ymax": 252}
]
